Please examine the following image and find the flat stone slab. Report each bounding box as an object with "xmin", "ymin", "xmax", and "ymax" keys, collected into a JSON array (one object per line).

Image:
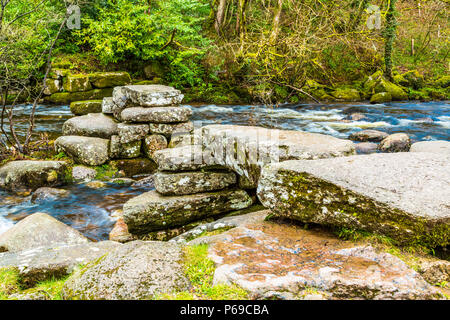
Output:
[
  {"xmin": 153, "ymin": 145, "xmax": 217, "ymax": 171},
  {"xmin": 70, "ymin": 100, "xmax": 102, "ymax": 116},
  {"xmin": 55, "ymin": 135, "xmax": 110, "ymax": 166},
  {"xmin": 154, "ymin": 171, "xmax": 236, "ymax": 195},
  {"xmin": 121, "ymin": 106, "xmax": 192, "ymax": 123},
  {"xmin": 410, "ymin": 141, "xmax": 450, "ymax": 155},
  {"xmin": 117, "ymin": 123, "xmax": 149, "ymax": 144},
  {"xmin": 0, "ymin": 241, "xmax": 120, "ymax": 287},
  {"xmin": 202, "ymin": 211, "xmax": 440, "ymax": 300},
  {"xmin": 62, "ymin": 241, "xmax": 190, "ymax": 300},
  {"xmin": 202, "ymin": 125, "xmax": 356, "ymax": 188},
  {"xmin": 149, "ymin": 121, "xmax": 193, "ymax": 137},
  {"xmin": 121, "ymin": 85, "xmax": 184, "ymax": 107},
  {"xmin": 62, "ymin": 113, "xmax": 118, "ymax": 139},
  {"xmin": 349, "ymin": 130, "xmax": 388, "ymax": 142},
  {"xmin": 123, "ymin": 190, "xmax": 253, "ymax": 234},
  {"xmin": 0, "ymin": 212, "xmax": 89, "ymax": 253},
  {"xmin": 0, "ymin": 160, "xmax": 69, "ymax": 192},
  {"xmin": 258, "ymin": 152, "xmax": 450, "ymax": 247}
]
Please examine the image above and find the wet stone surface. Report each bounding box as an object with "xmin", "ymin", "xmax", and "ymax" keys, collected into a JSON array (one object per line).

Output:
[{"xmin": 206, "ymin": 213, "xmax": 440, "ymax": 300}]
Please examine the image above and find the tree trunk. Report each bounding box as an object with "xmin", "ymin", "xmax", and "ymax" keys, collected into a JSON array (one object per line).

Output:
[
  {"xmin": 269, "ymin": 0, "xmax": 283, "ymax": 45},
  {"xmin": 215, "ymin": 0, "xmax": 227, "ymax": 34},
  {"xmin": 236, "ymin": 0, "xmax": 249, "ymax": 53},
  {"xmin": 384, "ymin": 0, "xmax": 398, "ymax": 81}
]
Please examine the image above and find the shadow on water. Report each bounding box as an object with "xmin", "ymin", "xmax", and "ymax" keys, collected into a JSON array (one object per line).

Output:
[{"xmin": 0, "ymin": 100, "xmax": 449, "ymax": 240}]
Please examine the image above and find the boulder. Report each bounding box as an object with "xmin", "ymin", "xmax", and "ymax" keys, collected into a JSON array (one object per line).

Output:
[
  {"xmin": 148, "ymin": 121, "xmax": 194, "ymax": 137},
  {"xmin": 109, "ymin": 136, "xmax": 141, "ymax": 159},
  {"xmin": 44, "ymin": 88, "xmax": 114, "ymax": 104},
  {"xmin": 370, "ymin": 92, "xmax": 392, "ymax": 104},
  {"xmin": 31, "ymin": 187, "xmax": 69, "ymax": 203},
  {"xmin": 117, "ymin": 123, "xmax": 149, "ymax": 144},
  {"xmin": 410, "ymin": 141, "xmax": 450, "ymax": 155},
  {"xmin": 0, "ymin": 212, "xmax": 89, "ymax": 253},
  {"xmin": 257, "ymin": 153, "xmax": 450, "ymax": 247},
  {"xmin": 43, "ymin": 78, "xmax": 62, "ymax": 95},
  {"xmin": 131, "ymin": 176, "xmax": 154, "ymax": 189},
  {"xmin": 121, "ymin": 85, "xmax": 184, "ymax": 107},
  {"xmin": 154, "ymin": 171, "xmax": 237, "ymax": 195},
  {"xmin": 62, "ymin": 241, "xmax": 190, "ymax": 300},
  {"xmin": 153, "ymin": 145, "xmax": 217, "ymax": 172},
  {"xmin": 355, "ymin": 142, "xmax": 378, "ymax": 154},
  {"xmin": 378, "ymin": 133, "xmax": 411, "ymax": 152},
  {"xmin": 72, "ymin": 166, "xmax": 97, "ymax": 182},
  {"xmin": 70, "ymin": 100, "xmax": 103, "ymax": 115},
  {"xmin": 123, "ymin": 190, "xmax": 253, "ymax": 234},
  {"xmin": 62, "ymin": 113, "xmax": 118, "ymax": 139},
  {"xmin": 101, "ymin": 97, "xmax": 114, "ymax": 114},
  {"xmin": 120, "ymin": 106, "xmax": 192, "ymax": 123},
  {"xmin": 55, "ymin": 136, "xmax": 110, "ymax": 166},
  {"xmin": 88, "ymin": 72, "xmax": 131, "ymax": 88},
  {"xmin": 203, "ymin": 211, "xmax": 440, "ymax": 300},
  {"xmin": 143, "ymin": 134, "xmax": 168, "ymax": 159},
  {"xmin": 0, "ymin": 241, "xmax": 121, "ymax": 287},
  {"xmin": 349, "ymin": 129, "xmax": 389, "ymax": 142},
  {"xmin": 63, "ymin": 74, "xmax": 92, "ymax": 93},
  {"xmin": 0, "ymin": 160, "xmax": 69, "ymax": 192},
  {"xmin": 202, "ymin": 125, "xmax": 356, "ymax": 188}
]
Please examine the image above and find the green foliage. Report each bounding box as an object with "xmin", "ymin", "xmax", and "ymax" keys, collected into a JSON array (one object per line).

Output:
[
  {"xmin": 95, "ymin": 164, "xmax": 118, "ymax": 180},
  {"xmin": 172, "ymin": 244, "xmax": 249, "ymax": 300},
  {"xmin": 75, "ymin": 0, "xmax": 212, "ymax": 87},
  {"xmin": 0, "ymin": 268, "xmax": 21, "ymax": 299}
]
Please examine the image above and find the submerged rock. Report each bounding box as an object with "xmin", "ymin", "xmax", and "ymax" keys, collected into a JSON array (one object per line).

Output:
[
  {"xmin": 31, "ymin": 187, "xmax": 69, "ymax": 203},
  {"xmin": 410, "ymin": 140, "xmax": 450, "ymax": 155},
  {"xmin": 0, "ymin": 160, "xmax": 69, "ymax": 192},
  {"xmin": 109, "ymin": 218, "xmax": 136, "ymax": 243},
  {"xmin": 0, "ymin": 241, "xmax": 120, "ymax": 287},
  {"xmin": 257, "ymin": 153, "xmax": 450, "ymax": 247},
  {"xmin": 121, "ymin": 85, "xmax": 184, "ymax": 107},
  {"xmin": 120, "ymin": 106, "xmax": 192, "ymax": 123},
  {"xmin": 62, "ymin": 113, "xmax": 118, "ymax": 139},
  {"xmin": 202, "ymin": 124, "xmax": 356, "ymax": 188},
  {"xmin": 62, "ymin": 241, "xmax": 190, "ymax": 300},
  {"xmin": 123, "ymin": 189, "xmax": 253, "ymax": 234},
  {"xmin": 203, "ymin": 211, "xmax": 440, "ymax": 300},
  {"xmin": 0, "ymin": 212, "xmax": 89, "ymax": 252},
  {"xmin": 55, "ymin": 136, "xmax": 110, "ymax": 166},
  {"xmin": 378, "ymin": 133, "xmax": 411, "ymax": 152},
  {"xmin": 110, "ymin": 158, "xmax": 157, "ymax": 177},
  {"xmin": 154, "ymin": 171, "xmax": 237, "ymax": 195},
  {"xmin": 349, "ymin": 129, "xmax": 388, "ymax": 142}
]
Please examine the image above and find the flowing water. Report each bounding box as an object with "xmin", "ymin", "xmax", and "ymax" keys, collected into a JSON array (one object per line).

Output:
[{"xmin": 0, "ymin": 100, "xmax": 449, "ymax": 239}]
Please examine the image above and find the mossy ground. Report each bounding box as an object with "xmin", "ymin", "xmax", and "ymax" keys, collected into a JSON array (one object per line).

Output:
[
  {"xmin": 0, "ymin": 268, "xmax": 67, "ymax": 300},
  {"xmin": 157, "ymin": 244, "xmax": 249, "ymax": 300}
]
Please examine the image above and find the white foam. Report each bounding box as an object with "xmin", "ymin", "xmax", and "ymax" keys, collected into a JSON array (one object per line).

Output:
[
  {"xmin": 197, "ymin": 105, "xmax": 232, "ymax": 113},
  {"xmin": 323, "ymin": 121, "xmax": 391, "ymax": 129},
  {"xmin": 260, "ymin": 108, "xmax": 344, "ymax": 121},
  {"xmin": 0, "ymin": 216, "xmax": 14, "ymax": 236}
]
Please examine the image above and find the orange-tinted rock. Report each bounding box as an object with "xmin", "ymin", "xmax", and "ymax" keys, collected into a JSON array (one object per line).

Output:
[{"xmin": 109, "ymin": 218, "xmax": 136, "ymax": 243}]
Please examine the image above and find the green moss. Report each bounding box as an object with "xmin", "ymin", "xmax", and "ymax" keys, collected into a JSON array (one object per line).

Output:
[
  {"xmin": 70, "ymin": 100, "xmax": 103, "ymax": 115},
  {"xmin": 88, "ymin": 72, "xmax": 131, "ymax": 88},
  {"xmin": 0, "ymin": 268, "xmax": 21, "ymax": 298},
  {"xmin": 370, "ymin": 92, "xmax": 392, "ymax": 104},
  {"xmin": 331, "ymin": 87, "xmax": 361, "ymax": 101},
  {"xmin": 94, "ymin": 164, "xmax": 118, "ymax": 180},
  {"xmin": 161, "ymin": 244, "xmax": 249, "ymax": 300},
  {"xmin": 434, "ymin": 75, "xmax": 450, "ymax": 88},
  {"xmin": 44, "ymin": 88, "xmax": 114, "ymax": 104},
  {"xmin": 277, "ymin": 170, "xmax": 449, "ymax": 248}
]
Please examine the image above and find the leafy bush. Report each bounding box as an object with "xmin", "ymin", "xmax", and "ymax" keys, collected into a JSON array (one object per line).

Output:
[{"xmin": 75, "ymin": 0, "xmax": 211, "ymax": 87}]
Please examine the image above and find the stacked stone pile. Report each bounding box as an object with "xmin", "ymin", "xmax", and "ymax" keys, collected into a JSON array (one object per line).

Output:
[
  {"xmin": 54, "ymin": 85, "xmax": 193, "ymax": 167},
  {"xmin": 121, "ymin": 142, "xmax": 254, "ymax": 241}
]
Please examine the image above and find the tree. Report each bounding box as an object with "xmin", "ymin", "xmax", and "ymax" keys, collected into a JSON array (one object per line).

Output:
[
  {"xmin": 384, "ymin": 0, "xmax": 398, "ymax": 80},
  {"xmin": 0, "ymin": 0, "xmax": 75, "ymax": 155}
]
